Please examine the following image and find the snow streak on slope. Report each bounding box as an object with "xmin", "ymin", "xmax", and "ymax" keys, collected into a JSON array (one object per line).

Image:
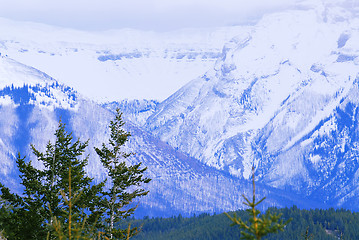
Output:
[
  {"xmin": 0, "ymin": 18, "xmax": 249, "ymax": 101},
  {"xmin": 102, "ymin": 99, "xmax": 159, "ymax": 127}
]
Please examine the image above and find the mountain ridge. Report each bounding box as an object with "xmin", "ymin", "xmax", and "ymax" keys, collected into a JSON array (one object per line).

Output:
[
  {"xmin": 0, "ymin": 17, "xmax": 250, "ymax": 101},
  {"xmin": 0, "ymin": 55, "xmax": 318, "ymax": 217},
  {"xmin": 2, "ymin": 0, "xmax": 359, "ymax": 216},
  {"xmin": 143, "ymin": 2, "xmax": 359, "ymax": 210}
]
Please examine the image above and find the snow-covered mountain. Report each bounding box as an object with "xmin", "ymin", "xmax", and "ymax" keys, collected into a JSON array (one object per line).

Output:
[
  {"xmin": 2, "ymin": 0, "xmax": 359, "ymax": 216},
  {"xmin": 145, "ymin": 0, "xmax": 359, "ymax": 209},
  {"xmin": 0, "ymin": 55, "xmax": 318, "ymax": 217},
  {"xmin": 0, "ymin": 17, "xmax": 248, "ymax": 102}
]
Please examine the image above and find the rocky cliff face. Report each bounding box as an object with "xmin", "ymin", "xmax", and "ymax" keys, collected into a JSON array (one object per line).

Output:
[{"xmin": 0, "ymin": 18, "xmax": 248, "ymax": 101}]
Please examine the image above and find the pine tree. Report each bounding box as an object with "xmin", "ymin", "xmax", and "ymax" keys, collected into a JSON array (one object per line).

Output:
[
  {"xmin": 95, "ymin": 108, "xmax": 151, "ymax": 239},
  {"xmin": 0, "ymin": 121, "xmax": 104, "ymax": 239},
  {"xmin": 0, "ymin": 153, "xmax": 51, "ymax": 239},
  {"xmin": 301, "ymin": 227, "xmax": 313, "ymax": 240},
  {"xmin": 50, "ymin": 167, "xmax": 100, "ymax": 240},
  {"xmin": 225, "ymin": 166, "xmax": 291, "ymax": 240}
]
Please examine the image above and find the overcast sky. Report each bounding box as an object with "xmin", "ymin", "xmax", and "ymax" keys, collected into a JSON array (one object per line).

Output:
[{"xmin": 0, "ymin": 0, "xmax": 299, "ymax": 31}]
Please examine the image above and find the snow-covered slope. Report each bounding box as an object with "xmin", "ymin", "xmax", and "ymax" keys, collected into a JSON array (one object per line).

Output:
[
  {"xmin": 3, "ymin": 0, "xmax": 359, "ymax": 214},
  {"xmin": 145, "ymin": 1, "xmax": 359, "ymax": 207},
  {"xmin": 0, "ymin": 17, "xmax": 249, "ymax": 102},
  {"xmin": 102, "ymin": 99, "xmax": 159, "ymax": 126},
  {"xmin": 0, "ymin": 55, "xmax": 317, "ymax": 217}
]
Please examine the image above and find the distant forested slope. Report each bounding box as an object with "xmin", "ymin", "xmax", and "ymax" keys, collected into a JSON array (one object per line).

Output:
[{"xmin": 126, "ymin": 206, "xmax": 359, "ymax": 240}]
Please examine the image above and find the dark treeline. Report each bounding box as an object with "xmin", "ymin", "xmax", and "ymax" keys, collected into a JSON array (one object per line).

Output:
[{"xmin": 125, "ymin": 206, "xmax": 359, "ymax": 240}]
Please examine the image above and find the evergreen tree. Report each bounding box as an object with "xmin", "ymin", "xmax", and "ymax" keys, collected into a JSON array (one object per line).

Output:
[
  {"xmin": 0, "ymin": 121, "xmax": 104, "ymax": 239},
  {"xmin": 95, "ymin": 108, "xmax": 151, "ymax": 239},
  {"xmin": 225, "ymin": 167, "xmax": 290, "ymax": 240},
  {"xmin": 50, "ymin": 167, "xmax": 104, "ymax": 240},
  {"xmin": 301, "ymin": 227, "xmax": 314, "ymax": 240}
]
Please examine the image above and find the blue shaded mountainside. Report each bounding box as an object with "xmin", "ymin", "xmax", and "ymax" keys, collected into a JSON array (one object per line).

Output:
[
  {"xmin": 0, "ymin": 56, "xmax": 319, "ymax": 217},
  {"xmin": 300, "ymin": 82, "xmax": 359, "ymax": 209},
  {"xmin": 0, "ymin": 82, "xmax": 79, "ymax": 180},
  {"xmin": 0, "ymin": 84, "xmax": 77, "ymax": 191},
  {"xmin": 253, "ymin": 78, "xmax": 359, "ymax": 210}
]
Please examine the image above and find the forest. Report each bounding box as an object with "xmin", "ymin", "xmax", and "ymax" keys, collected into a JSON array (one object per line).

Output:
[{"xmin": 129, "ymin": 206, "xmax": 359, "ymax": 240}]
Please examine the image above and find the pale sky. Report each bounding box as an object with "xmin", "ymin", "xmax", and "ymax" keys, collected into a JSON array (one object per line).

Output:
[{"xmin": 0, "ymin": 0, "xmax": 298, "ymax": 31}]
